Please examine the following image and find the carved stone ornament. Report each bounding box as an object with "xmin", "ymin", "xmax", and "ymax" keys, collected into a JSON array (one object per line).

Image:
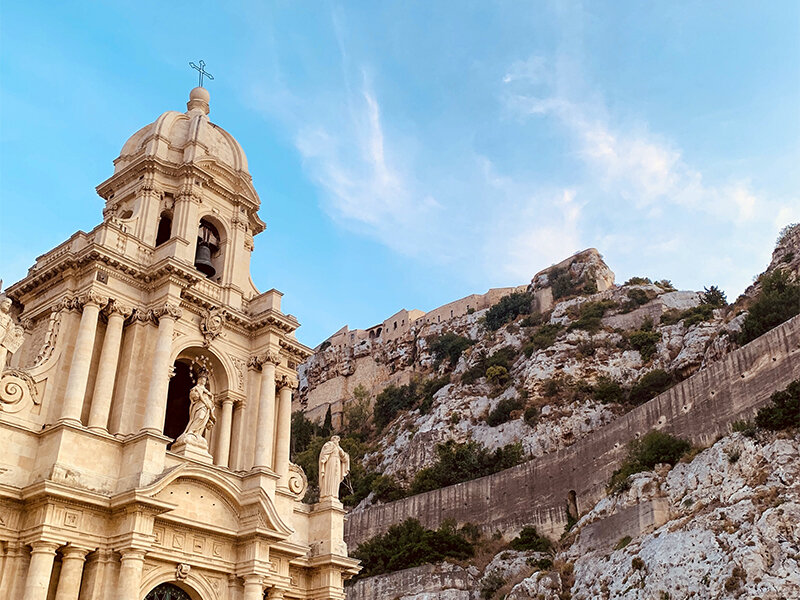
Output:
[
  {"xmin": 106, "ymin": 300, "xmax": 133, "ymax": 319},
  {"xmin": 34, "ymin": 310, "xmax": 62, "ymax": 366},
  {"xmin": 175, "ymin": 563, "xmax": 191, "ymax": 581},
  {"xmin": 153, "ymin": 303, "xmax": 183, "ymax": 322},
  {"xmin": 278, "ymin": 374, "xmax": 298, "ymax": 391},
  {"xmin": 287, "ymin": 462, "xmax": 309, "ymax": 498},
  {"xmin": 0, "ymin": 369, "xmax": 39, "ymax": 413},
  {"xmin": 259, "ymin": 350, "xmax": 281, "ymax": 367},
  {"xmin": 200, "ymin": 307, "xmax": 226, "ymax": 347},
  {"xmin": 78, "ymin": 293, "xmax": 109, "ymax": 309}
]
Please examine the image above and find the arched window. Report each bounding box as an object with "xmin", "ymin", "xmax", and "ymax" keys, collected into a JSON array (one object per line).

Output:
[
  {"xmin": 155, "ymin": 211, "xmax": 173, "ymax": 246},
  {"xmin": 145, "ymin": 583, "xmax": 192, "ymax": 600}
]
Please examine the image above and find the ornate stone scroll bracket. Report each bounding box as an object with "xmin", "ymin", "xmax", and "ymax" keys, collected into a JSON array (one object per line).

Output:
[
  {"xmin": 200, "ymin": 307, "xmax": 227, "ymax": 347},
  {"xmin": 254, "ymin": 350, "xmax": 281, "ymax": 369},
  {"xmin": 77, "ymin": 292, "xmax": 110, "ymax": 310},
  {"xmin": 287, "ymin": 462, "xmax": 309, "ymax": 499},
  {"xmin": 0, "ymin": 369, "xmax": 39, "ymax": 414},
  {"xmin": 105, "ymin": 299, "xmax": 133, "ymax": 319}
]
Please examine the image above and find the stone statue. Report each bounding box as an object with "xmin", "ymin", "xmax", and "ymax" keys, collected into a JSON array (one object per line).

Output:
[
  {"xmin": 318, "ymin": 435, "xmax": 350, "ymax": 500},
  {"xmin": 174, "ymin": 374, "xmax": 216, "ymax": 450},
  {"xmin": 0, "ymin": 297, "xmax": 24, "ymax": 369}
]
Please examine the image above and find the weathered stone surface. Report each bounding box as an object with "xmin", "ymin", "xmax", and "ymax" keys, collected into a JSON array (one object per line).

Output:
[{"xmin": 346, "ymin": 562, "xmax": 480, "ymax": 600}]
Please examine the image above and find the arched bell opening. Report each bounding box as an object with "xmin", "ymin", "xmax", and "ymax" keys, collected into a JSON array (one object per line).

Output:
[
  {"xmin": 155, "ymin": 210, "xmax": 173, "ymax": 246},
  {"xmin": 194, "ymin": 218, "xmax": 223, "ymax": 280}
]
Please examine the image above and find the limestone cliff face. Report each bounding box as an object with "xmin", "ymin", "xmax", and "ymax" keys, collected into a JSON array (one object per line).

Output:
[
  {"xmin": 345, "ymin": 431, "xmax": 800, "ymax": 600},
  {"xmin": 302, "ymin": 232, "xmax": 797, "ymax": 490}
]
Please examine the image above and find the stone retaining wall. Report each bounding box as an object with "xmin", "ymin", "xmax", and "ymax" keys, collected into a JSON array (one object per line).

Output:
[{"xmin": 345, "ymin": 315, "xmax": 800, "ymax": 547}]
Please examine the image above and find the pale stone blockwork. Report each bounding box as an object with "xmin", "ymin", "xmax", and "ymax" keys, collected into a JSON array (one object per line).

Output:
[{"xmin": 0, "ymin": 87, "xmax": 358, "ymax": 600}]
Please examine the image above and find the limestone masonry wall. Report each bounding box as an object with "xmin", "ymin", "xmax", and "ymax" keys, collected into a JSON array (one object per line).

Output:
[{"xmin": 344, "ymin": 315, "xmax": 800, "ymax": 547}]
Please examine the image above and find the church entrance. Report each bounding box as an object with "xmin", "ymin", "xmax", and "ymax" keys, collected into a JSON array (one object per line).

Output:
[
  {"xmin": 164, "ymin": 360, "xmax": 193, "ymax": 443},
  {"xmin": 145, "ymin": 583, "xmax": 192, "ymax": 600}
]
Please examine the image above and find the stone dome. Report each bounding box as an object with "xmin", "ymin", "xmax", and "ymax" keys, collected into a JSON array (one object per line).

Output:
[{"xmin": 114, "ymin": 87, "xmax": 249, "ymax": 176}]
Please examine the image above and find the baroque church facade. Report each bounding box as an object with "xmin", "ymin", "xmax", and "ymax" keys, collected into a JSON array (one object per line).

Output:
[{"xmin": 0, "ymin": 87, "xmax": 358, "ymax": 600}]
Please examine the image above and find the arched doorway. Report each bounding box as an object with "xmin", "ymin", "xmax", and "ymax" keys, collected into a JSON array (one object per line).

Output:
[{"xmin": 145, "ymin": 583, "xmax": 192, "ymax": 600}]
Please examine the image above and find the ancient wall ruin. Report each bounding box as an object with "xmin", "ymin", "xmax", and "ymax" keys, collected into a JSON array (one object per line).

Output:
[{"xmin": 344, "ymin": 314, "xmax": 800, "ymax": 547}]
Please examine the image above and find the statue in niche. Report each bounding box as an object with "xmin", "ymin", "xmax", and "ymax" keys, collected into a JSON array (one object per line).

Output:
[
  {"xmin": 0, "ymin": 297, "xmax": 24, "ymax": 369},
  {"xmin": 318, "ymin": 436, "xmax": 350, "ymax": 500},
  {"xmin": 174, "ymin": 373, "xmax": 216, "ymax": 450}
]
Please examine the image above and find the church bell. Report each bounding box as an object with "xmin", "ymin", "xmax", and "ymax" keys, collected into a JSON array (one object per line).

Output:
[{"xmin": 194, "ymin": 243, "xmax": 216, "ymax": 278}]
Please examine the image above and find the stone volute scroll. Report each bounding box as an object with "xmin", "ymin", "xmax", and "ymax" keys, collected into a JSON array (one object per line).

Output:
[{"xmin": 318, "ymin": 436, "xmax": 350, "ymax": 500}]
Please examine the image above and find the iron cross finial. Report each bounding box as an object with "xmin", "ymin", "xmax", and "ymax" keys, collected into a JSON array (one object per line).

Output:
[{"xmin": 189, "ymin": 60, "xmax": 214, "ymax": 88}]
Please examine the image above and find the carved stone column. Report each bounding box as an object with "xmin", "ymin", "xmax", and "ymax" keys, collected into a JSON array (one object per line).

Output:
[
  {"xmin": 88, "ymin": 302, "xmax": 132, "ymax": 431},
  {"xmin": 242, "ymin": 574, "xmax": 263, "ymax": 600},
  {"xmin": 275, "ymin": 376, "xmax": 296, "ymax": 484},
  {"xmin": 253, "ymin": 352, "xmax": 280, "ymax": 470},
  {"xmin": 141, "ymin": 304, "xmax": 182, "ymax": 434},
  {"xmin": 54, "ymin": 546, "xmax": 90, "ymax": 600},
  {"xmin": 214, "ymin": 397, "xmax": 235, "ymax": 467},
  {"xmin": 23, "ymin": 541, "xmax": 60, "ymax": 600},
  {"xmin": 116, "ymin": 548, "xmax": 146, "ymax": 600},
  {"xmin": 229, "ymin": 398, "xmax": 245, "ymax": 470},
  {"xmin": 61, "ymin": 294, "xmax": 108, "ymax": 424}
]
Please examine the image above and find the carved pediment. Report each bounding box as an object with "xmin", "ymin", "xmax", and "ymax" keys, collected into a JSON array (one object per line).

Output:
[{"xmin": 138, "ymin": 464, "xmax": 293, "ymax": 541}]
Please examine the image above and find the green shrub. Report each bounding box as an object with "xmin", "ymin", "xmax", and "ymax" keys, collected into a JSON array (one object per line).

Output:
[
  {"xmin": 660, "ymin": 304, "xmax": 714, "ymax": 327},
  {"xmin": 615, "ymin": 536, "xmax": 632, "ymax": 550},
  {"xmin": 291, "ymin": 411, "xmax": 324, "ymax": 455},
  {"xmin": 701, "ymin": 285, "xmax": 727, "ymax": 307},
  {"xmin": 429, "ymin": 332, "xmax": 475, "ymax": 368},
  {"xmin": 628, "ymin": 369, "xmax": 674, "ymax": 405},
  {"xmin": 755, "ymin": 379, "xmax": 800, "ymax": 430},
  {"xmin": 655, "ymin": 280, "xmax": 676, "ymax": 291},
  {"xmin": 485, "ymin": 292, "xmax": 533, "ymax": 330},
  {"xmin": 627, "ymin": 288, "xmax": 650, "ymax": 307},
  {"xmin": 609, "ymin": 431, "xmax": 691, "ymax": 493},
  {"xmin": 417, "ymin": 375, "xmax": 451, "ymax": 414},
  {"xmin": 410, "ymin": 441, "xmax": 525, "ymax": 495},
  {"xmin": 373, "ymin": 384, "xmax": 417, "ymax": 431},
  {"xmin": 592, "ymin": 376, "xmax": 625, "ymax": 404},
  {"xmin": 486, "ymin": 365, "xmax": 511, "ymax": 388},
  {"xmin": 739, "ymin": 269, "xmax": 800, "ymax": 345},
  {"xmin": 524, "ymin": 406, "xmax": 540, "ymax": 427},
  {"xmin": 487, "ymin": 395, "xmax": 523, "ymax": 426},
  {"xmin": 353, "ymin": 518, "xmax": 474, "ymax": 578},
  {"xmin": 551, "ymin": 267, "xmax": 580, "ymax": 300},
  {"xmin": 625, "ymin": 277, "xmax": 652, "ymax": 285},
  {"xmin": 627, "ymin": 323, "xmax": 661, "ymax": 362},
  {"xmin": 731, "ymin": 419, "xmax": 757, "ymax": 437},
  {"xmin": 370, "ymin": 474, "xmax": 407, "ymax": 503},
  {"xmin": 520, "ymin": 311, "xmax": 549, "ymax": 328},
  {"xmin": 480, "ymin": 571, "xmax": 506, "ymax": 599},
  {"xmin": 523, "ymin": 323, "xmax": 563, "ymax": 356},
  {"xmin": 568, "ymin": 300, "xmax": 617, "ymax": 333},
  {"xmin": 528, "ymin": 557, "xmax": 553, "ymax": 570},
  {"xmin": 509, "ymin": 526, "xmax": 552, "ymax": 552},
  {"xmin": 487, "ymin": 346, "xmax": 518, "ymax": 371}
]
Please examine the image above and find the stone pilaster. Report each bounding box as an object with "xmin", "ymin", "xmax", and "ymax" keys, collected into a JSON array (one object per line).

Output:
[
  {"xmin": 88, "ymin": 301, "xmax": 132, "ymax": 431},
  {"xmin": 214, "ymin": 397, "xmax": 235, "ymax": 467},
  {"xmin": 54, "ymin": 546, "xmax": 90, "ymax": 600},
  {"xmin": 242, "ymin": 574, "xmax": 263, "ymax": 600},
  {"xmin": 141, "ymin": 303, "xmax": 182, "ymax": 433},
  {"xmin": 253, "ymin": 351, "xmax": 280, "ymax": 470},
  {"xmin": 61, "ymin": 293, "xmax": 108, "ymax": 424}
]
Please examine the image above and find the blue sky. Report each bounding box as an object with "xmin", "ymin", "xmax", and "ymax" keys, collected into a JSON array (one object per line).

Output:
[{"xmin": 1, "ymin": 1, "xmax": 798, "ymax": 347}]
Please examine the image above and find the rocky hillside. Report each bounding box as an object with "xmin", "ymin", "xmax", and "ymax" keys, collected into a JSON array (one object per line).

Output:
[{"xmin": 347, "ymin": 427, "xmax": 800, "ymax": 600}]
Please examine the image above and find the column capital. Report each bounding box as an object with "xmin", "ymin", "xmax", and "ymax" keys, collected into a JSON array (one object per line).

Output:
[
  {"xmin": 256, "ymin": 350, "xmax": 281, "ymax": 368},
  {"xmin": 78, "ymin": 293, "xmax": 110, "ymax": 310},
  {"xmin": 242, "ymin": 573, "xmax": 263, "ymax": 585},
  {"xmin": 106, "ymin": 300, "xmax": 133, "ymax": 319},
  {"xmin": 277, "ymin": 374, "xmax": 298, "ymax": 391},
  {"xmin": 267, "ymin": 588, "xmax": 287, "ymax": 599},
  {"xmin": 118, "ymin": 547, "xmax": 147, "ymax": 561},
  {"xmin": 28, "ymin": 540, "xmax": 61, "ymax": 554},
  {"xmin": 130, "ymin": 307, "xmax": 153, "ymax": 323},
  {"xmin": 60, "ymin": 545, "xmax": 91, "ymax": 560},
  {"xmin": 152, "ymin": 302, "xmax": 183, "ymax": 322}
]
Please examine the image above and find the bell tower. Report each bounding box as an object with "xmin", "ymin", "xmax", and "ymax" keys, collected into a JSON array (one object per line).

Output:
[{"xmin": 95, "ymin": 86, "xmax": 265, "ymax": 309}]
